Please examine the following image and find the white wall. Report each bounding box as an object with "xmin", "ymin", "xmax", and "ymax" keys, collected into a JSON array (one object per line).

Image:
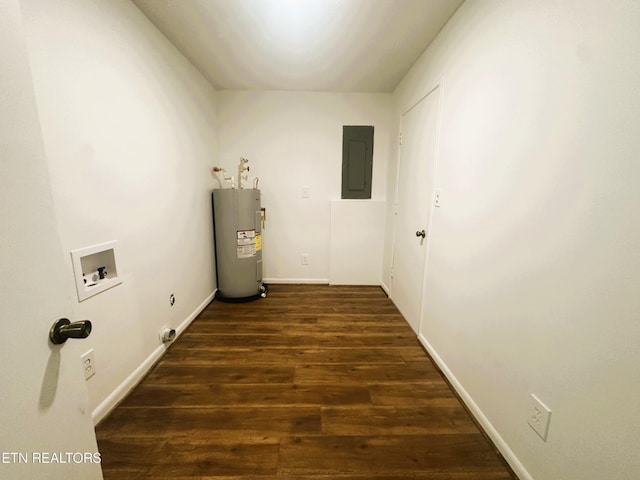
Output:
[
  {"xmin": 330, "ymin": 200, "xmax": 385, "ymax": 285},
  {"xmin": 217, "ymin": 90, "xmax": 392, "ymax": 283},
  {"xmin": 387, "ymin": 1, "xmax": 640, "ymax": 479},
  {"xmin": 21, "ymin": 0, "xmax": 218, "ymax": 422}
]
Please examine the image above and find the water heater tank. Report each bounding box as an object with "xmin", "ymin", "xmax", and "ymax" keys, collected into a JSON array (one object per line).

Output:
[{"xmin": 212, "ymin": 189, "xmax": 264, "ymax": 301}]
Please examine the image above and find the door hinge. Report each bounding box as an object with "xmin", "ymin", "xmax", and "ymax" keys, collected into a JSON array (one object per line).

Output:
[{"xmin": 399, "ymin": 133, "xmax": 403, "ymax": 146}]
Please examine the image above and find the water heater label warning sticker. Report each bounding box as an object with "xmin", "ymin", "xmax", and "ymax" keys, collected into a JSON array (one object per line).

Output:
[
  {"xmin": 256, "ymin": 233, "xmax": 262, "ymax": 251},
  {"xmin": 237, "ymin": 230, "xmax": 256, "ymax": 258}
]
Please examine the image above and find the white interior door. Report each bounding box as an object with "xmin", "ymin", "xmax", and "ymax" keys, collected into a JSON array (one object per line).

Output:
[
  {"xmin": 391, "ymin": 87, "xmax": 440, "ymax": 333},
  {"xmin": 0, "ymin": 3, "xmax": 103, "ymax": 478}
]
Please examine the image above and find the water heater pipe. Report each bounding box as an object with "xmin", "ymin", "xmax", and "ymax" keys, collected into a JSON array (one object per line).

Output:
[
  {"xmin": 211, "ymin": 166, "xmax": 235, "ymax": 188},
  {"xmin": 238, "ymin": 157, "xmax": 250, "ymax": 189}
]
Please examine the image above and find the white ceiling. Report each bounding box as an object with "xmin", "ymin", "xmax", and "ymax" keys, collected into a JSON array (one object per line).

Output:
[{"xmin": 132, "ymin": 0, "xmax": 464, "ymax": 92}]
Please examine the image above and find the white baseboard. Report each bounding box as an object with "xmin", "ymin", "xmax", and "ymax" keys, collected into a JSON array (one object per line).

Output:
[
  {"xmin": 263, "ymin": 277, "xmax": 329, "ymax": 284},
  {"xmin": 417, "ymin": 332, "xmax": 532, "ymax": 480},
  {"xmin": 92, "ymin": 290, "xmax": 216, "ymax": 425},
  {"xmin": 380, "ymin": 281, "xmax": 391, "ymax": 296}
]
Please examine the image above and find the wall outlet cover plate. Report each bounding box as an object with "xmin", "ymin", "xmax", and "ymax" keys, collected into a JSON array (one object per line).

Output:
[{"xmin": 528, "ymin": 393, "xmax": 552, "ymax": 441}]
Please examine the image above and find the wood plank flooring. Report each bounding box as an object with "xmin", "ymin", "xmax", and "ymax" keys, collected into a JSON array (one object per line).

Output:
[{"xmin": 96, "ymin": 284, "xmax": 517, "ymax": 480}]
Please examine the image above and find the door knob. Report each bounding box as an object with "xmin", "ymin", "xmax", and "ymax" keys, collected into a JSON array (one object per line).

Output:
[
  {"xmin": 415, "ymin": 230, "xmax": 426, "ymax": 238},
  {"xmin": 49, "ymin": 318, "xmax": 92, "ymax": 345}
]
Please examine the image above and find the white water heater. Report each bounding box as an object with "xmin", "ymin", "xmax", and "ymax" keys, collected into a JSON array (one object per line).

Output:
[{"xmin": 212, "ymin": 188, "xmax": 265, "ymax": 301}]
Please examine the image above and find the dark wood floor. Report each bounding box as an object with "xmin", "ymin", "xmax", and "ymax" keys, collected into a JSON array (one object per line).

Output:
[{"xmin": 96, "ymin": 284, "xmax": 516, "ymax": 479}]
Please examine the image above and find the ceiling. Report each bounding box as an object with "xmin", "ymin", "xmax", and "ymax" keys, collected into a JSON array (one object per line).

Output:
[{"xmin": 132, "ymin": 0, "xmax": 464, "ymax": 92}]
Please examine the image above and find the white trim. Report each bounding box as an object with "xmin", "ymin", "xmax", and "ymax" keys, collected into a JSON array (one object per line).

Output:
[
  {"xmin": 263, "ymin": 277, "xmax": 329, "ymax": 285},
  {"xmin": 380, "ymin": 281, "xmax": 391, "ymax": 296},
  {"xmin": 417, "ymin": 333, "xmax": 533, "ymax": 480},
  {"xmin": 91, "ymin": 290, "xmax": 216, "ymax": 424}
]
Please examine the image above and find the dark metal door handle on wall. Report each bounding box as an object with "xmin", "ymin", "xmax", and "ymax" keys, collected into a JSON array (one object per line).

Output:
[
  {"xmin": 49, "ymin": 318, "xmax": 92, "ymax": 345},
  {"xmin": 415, "ymin": 230, "xmax": 426, "ymax": 238}
]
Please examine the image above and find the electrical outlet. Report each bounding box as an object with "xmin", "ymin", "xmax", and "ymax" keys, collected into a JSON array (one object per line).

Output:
[
  {"xmin": 81, "ymin": 349, "xmax": 95, "ymax": 381},
  {"xmin": 301, "ymin": 253, "xmax": 310, "ymax": 265},
  {"xmin": 528, "ymin": 394, "xmax": 552, "ymax": 441},
  {"xmin": 434, "ymin": 189, "xmax": 442, "ymax": 207}
]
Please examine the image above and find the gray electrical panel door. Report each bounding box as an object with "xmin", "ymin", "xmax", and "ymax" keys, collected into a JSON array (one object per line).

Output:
[
  {"xmin": 342, "ymin": 125, "xmax": 374, "ymax": 199},
  {"xmin": 212, "ymin": 189, "xmax": 262, "ymax": 300}
]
